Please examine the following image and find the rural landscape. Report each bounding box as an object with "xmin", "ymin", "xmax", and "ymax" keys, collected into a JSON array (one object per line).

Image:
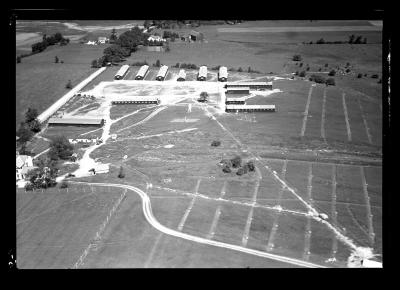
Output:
[{"xmin": 16, "ymin": 19, "xmax": 383, "ymax": 268}]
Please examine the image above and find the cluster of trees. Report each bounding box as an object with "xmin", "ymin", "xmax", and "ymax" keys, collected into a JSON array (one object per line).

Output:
[
  {"xmin": 93, "ymin": 27, "xmax": 149, "ymax": 67},
  {"xmin": 16, "ymin": 108, "xmax": 42, "ymax": 151},
  {"xmin": 153, "ymin": 59, "xmax": 161, "ymax": 67},
  {"xmin": 48, "ymin": 135, "xmax": 74, "ymax": 161},
  {"xmin": 198, "ymin": 92, "xmax": 209, "ymax": 102},
  {"xmin": 31, "ymin": 33, "xmax": 70, "ymax": 54},
  {"xmin": 211, "ymin": 140, "xmax": 221, "ymax": 147},
  {"xmin": 163, "ymin": 30, "xmax": 179, "ymax": 40},
  {"xmin": 292, "ymin": 55, "xmax": 302, "ymax": 61},
  {"xmin": 348, "ymin": 35, "xmax": 367, "ymax": 44},
  {"xmin": 143, "ymin": 20, "xmax": 243, "ymax": 30},
  {"xmin": 220, "ymin": 156, "xmax": 255, "ymax": 175},
  {"xmin": 25, "ymin": 164, "xmax": 58, "ymax": 190},
  {"xmin": 308, "ymin": 74, "xmax": 336, "ymax": 86},
  {"xmin": 177, "ymin": 63, "xmax": 198, "ymax": 69},
  {"xmin": 303, "ymin": 35, "xmax": 367, "ymax": 45},
  {"xmin": 131, "ymin": 60, "xmax": 149, "ymax": 66}
]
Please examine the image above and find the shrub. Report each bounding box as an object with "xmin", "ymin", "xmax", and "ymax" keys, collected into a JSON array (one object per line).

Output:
[
  {"xmin": 299, "ymin": 71, "xmax": 306, "ymax": 77},
  {"xmin": 292, "ymin": 54, "xmax": 302, "ymax": 61},
  {"xmin": 220, "ymin": 159, "xmax": 232, "ymax": 168},
  {"xmin": 345, "ymin": 68, "xmax": 351, "ymax": 73},
  {"xmin": 309, "ymin": 74, "xmax": 326, "ymax": 84},
  {"xmin": 175, "ymin": 63, "xmax": 180, "ymax": 68},
  {"xmin": 328, "ymin": 70, "xmax": 336, "ymax": 76},
  {"xmin": 299, "ymin": 63, "xmax": 303, "ymax": 67},
  {"xmin": 325, "ymin": 63, "xmax": 329, "ymax": 67},
  {"xmin": 25, "ymin": 182, "xmax": 34, "ymax": 191},
  {"xmin": 230, "ymin": 156, "xmax": 242, "ymax": 168},
  {"xmin": 17, "ymin": 56, "xmax": 21, "ymax": 63},
  {"xmin": 316, "ymin": 38, "xmax": 325, "ymax": 44},
  {"xmin": 306, "ymin": 67, "xmax": 310, "ymax": 71},
  {"xmin": 60, "ymin": 182, "xmax": 68, "ymax": 188},
  {"xmin": 48, "ymin": 135, "xmax": 74, "ymax": 160},
  {"xmin": 357, "ymin": 73, "xmax": 363, "ymax": 78},
  {"xmin": 378, "ymin": 78, "xmax": 382, "ymax": 84},
  {"xmin": 318, "ymin": 68, "xmax": 322, "ymax": 71},
  {"xmin": 211, "ymin": 140, "xmax": 221, "ymax": 147},
  {"xmin": 371, "ymin": 74, "xmax": 379, "ymax": 79},
  {"xmin": 66, "ymin": 80, "xmax": 72, "ymax": 89},
  {"xmin": 237, "ymin": 166, "xmax": 249, "ymax": 176},
  {"xmin": 326, "ymin": 78, "xmax": 336, "ymax": 86},
  {"xmin": 364, "ymin": 73, "xmax": 368, "ymax": 77},
  {"xmin": 118, "ymin": 166, "xmax": 125, "ymax": 178},
  {"xmin": 237, "ymin": 67, "xmax": 243, "ymax": 72},
  {"xmin": 55, "ymin": 56, "xmax": 59, "ymax": 63},
  {"xmin": 294, "ymin": 71, "xmax": 299, "ymax": 76},
  {"xmin": 228, "ymin": 67, "xmax": 236, "ymax": 72},
  {"xmin": 222, "ymin": 166, "xmax": 231, "ymax": 173}
]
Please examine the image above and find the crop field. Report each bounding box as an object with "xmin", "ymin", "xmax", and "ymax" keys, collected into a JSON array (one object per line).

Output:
[{"xmin": 16, "ymin": 183, "xmax": 124, "ymax": 268}]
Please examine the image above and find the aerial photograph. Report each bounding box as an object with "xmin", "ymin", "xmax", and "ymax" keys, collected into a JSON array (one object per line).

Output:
[{"xmin": 15, "ymin": 18, "xmax": 383, "ymax": 268}]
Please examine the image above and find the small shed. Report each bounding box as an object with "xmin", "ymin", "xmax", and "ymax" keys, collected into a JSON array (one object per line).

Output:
[
  {"xmin": 190, "ymin": 30, "xmax": 204, "ymax": 42},
  {"xmin": 177, "ymin": 69, "xmax": 186, "ymax": 81}
]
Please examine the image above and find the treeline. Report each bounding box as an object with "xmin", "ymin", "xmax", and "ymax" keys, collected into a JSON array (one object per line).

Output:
[
  {"xmin": 303, "ymin": 34, "xmax": 368, "ymax": 45},
  {"xmin": 32, "ymin": 33, "xmax": 70, "ymax": 53},
  {"xmin": 16, "ymin": 108, "xmax": 42, "ymax": 152},
  {"xmin": 92, "ymin": 27, "xmax": 149, "ymax": 67},
  {"xmin": 143, "ymin": 20, "xmax": 243, "ymax": 29}
]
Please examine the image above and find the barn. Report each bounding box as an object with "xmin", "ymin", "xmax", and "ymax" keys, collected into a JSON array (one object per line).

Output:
[
  {"xmin": 190, "ymin": 30, "xmax": 204, "ymax": 42},
  {"xmin": 156, "ymin": 65, "xmax": 169, "ymax": 81},
  {"xmin": 226, "ymin": 97, "xmax": 246, "ymax": 104},
  {"xmin": 225, "ymin": 104, "xmax": 276, "ymax": 112},
  {"xmin": 218, "ymin": 66, "xmax": 228, "ymax": 82},
  {"xmin": 114, "ymin": 65, "xmax": 129, "ymax": 80},
  {"xmin": 225, "ymin": 82, "xmax": 273, "ymax": 90},
  {"xmin": 135, "ymin": 65, "xmax": 149, "ymax": 80},
  {"xmin": 48, "ymin": 117, "xmax": 105, "ymax": 127},
  {"xmin": 197, "ymin": 66, "xmax": 208, "ymax": 81},
  {"xmin": 177, "ymin": 69, "xmax": 186, "ymax": 81},
  {"xmin": 111, "ymin": 96, "xmax": 160, "ymax": 105},
  {"xmin": 226, "ymin": 87, "xmax": 250, "ymax": 94}
]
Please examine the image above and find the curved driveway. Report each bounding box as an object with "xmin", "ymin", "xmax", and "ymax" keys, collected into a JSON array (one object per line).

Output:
[{"xmin": 70, "ymin": 181, "xmax": 326, "ymax": 268}]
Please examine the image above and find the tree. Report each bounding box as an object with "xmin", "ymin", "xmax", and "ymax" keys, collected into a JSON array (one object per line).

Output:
[
  {"xmin": 230, "ymin": 156, "xmax": 242, "ymax": 168},
  {"xmin": 91, "ymin": 59, "xmax": 98, "ymax": 68},
  {"xmin": 143, "ymin": 20, "xmax": 152, "ymax": 29},
  {"xmin": 309, "ymin": 74, "xmax": 326, "ymax": 84},
  {"xmin": 165, "ymin": 45, "xmax": 170, "ymax": 52},
  {"xmin": 17, "ymin": 56, "xmax": 21, "ymax": 63},
  {"xmin": 66, "ymin": 80, "xmax": 72, "ymax": 89},
  {"xmin": 25, "ymin": 107, "xmax": 39, "ymax": 124},
  {"xmin": 357, "ymin": 73, "xmax": 363, "ymax": 78},
  {"xmin": 292, "ymin": 55, "xmax": 302, "ymax": 61},
  {"xmin": 363, "ymin": 37, "xmax": 367, "ymax": 44},
  {"xmin": 354, "ymin": 35, "xmax": 363, "ymax": 44},
  {"xmin": 246, "ymin": 160, "xmax": 255, "ymax": 172},
  {"xmin": 325, "ymin": 63, "xmax": 329, "ymax": 67},
  {"xmin": 17, "ymin": 122, "xmax": 34, "ymax": 144},
  {"xmin": 238, "ymin": 67, "xmax": 243, "ymax": 72},
  {"xmin": 55, "ymin": 56, "xmax": 59, "ymax": 63},
  {"xmin": 199, "ymin": 91, "xmax": 209, "ymax": 102},
  {"xmin": 299, "ymin": 71, "xmax": 306, "ymax": 77},
  {"xmin": 155, "ymin": 59, "xmax": 161, "ymax": 67},
  {"xmin": 175, "ymin": 62, "xmax": 180, "ymax": 68},
  {"xmin": 248, "ymin": 66, "xmax": 252, "ymax": 73},
  {"xmin": 118, "ymin": 166, "xmax": 125, "ymax": 178},
  {"xmin": 349, "ymin": 34, "xmax": 355, "ymax": 44},
  {"xmin": 48, "ymin": 135, "xmax": 74, "ymax": 160},
  {"xmin": 109, "ymin": 28, "xmax": 118, "ymax": 44},
  {"xmin": 328, "ymin": 70, "xmax": 336, "ymax": 76},
  {"xmin": 326, "ymin": 78, "xmax": 336, "ymax": 86},
  {"xmin": 316, "ymin": 38, "xmax": 325, "ymax": 44},
  {"xmin": 19, "ymin": 143, "xmax": 32, "ymax": 156},
  {"xmin": 211, "ymin": 140, "xmax": 221, "ymax": 147},
  {"xmin": 28, "ymin": 119, "xmax": 41, "ymax": 133}
]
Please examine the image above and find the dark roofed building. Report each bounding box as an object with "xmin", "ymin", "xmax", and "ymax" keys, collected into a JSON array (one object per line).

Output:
[
  {"xmin": 48, "ymin": 118, "xmax": 104, "ymax": 127},
  {"xmin": 190, "ymin": 30, "xmax": 204, "ymax": 42}
]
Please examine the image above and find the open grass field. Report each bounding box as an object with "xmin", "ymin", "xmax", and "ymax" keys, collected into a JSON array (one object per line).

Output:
[{"xmin": 16, "ymin": 20, "xmax": 382, "ymax": 268}]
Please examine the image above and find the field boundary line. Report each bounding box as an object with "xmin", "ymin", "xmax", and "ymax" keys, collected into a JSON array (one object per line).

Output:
[
  {"xmin": 266, "ymin": 159, "xmax": 287, "ymax": 251},
  {"xmin": 331, "ymin": 164, "xmax": 338, "ymax": 260},
  {"xmin": 342, "ymin": 92, "xmax": 352, "ymax": 142},
  {"xmin": 144, "ymin": 231, "xmax": 163, "ymax": 268},
  {"xmin": 207, "ymin": 181, "xmax": 227, "ymax": 239},
  {"xmin": 303, "ymin": 163, "xmax": 313, "ymax": 261},
  {"xmin": 360, "ymin": 166, "xmax": 375, "ymax": 245},
  {"xmin": 242, "ymin": 207, "xmax": 254, "ymax": 247},
  {"xmin": 72, "ymin": 187, "xmax": 127, "ymax": 269},
  {"xmin": 177, "ymin": 179, "xmax": 201, "ymax": 231},
  {"xmin": 300, "ymin": 85, "xmax": 314, "ymax": 137},
  {"xmin": 357, "ymin": 97, "xmax": 373, "ymax": 145},
  {"xmin": 70, "ymin": 181, "xmax": 326, "ymax": 268},
  {"xmin": 321, "ymin": 87, "xmax": 327, "ymax": 142}
]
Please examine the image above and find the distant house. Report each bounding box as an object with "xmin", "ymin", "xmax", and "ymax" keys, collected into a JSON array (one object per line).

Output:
[
  {"xmin": 86, "ymin": 40, "xmax": 97, "ymax": 45},
  {"xmin": 16, "ymin": 154, "xmax": 36, "ymax": 181},
  {"xmin": 98, "ymin": 37, "xmax": 108, "ymax": 44},
  {"xmin": 147, "ymin": 35, "xmax": 166, "ymax": 42},
  {"xmin": 190, "ymin": 30, "xmax": 204, "ymax": 42}
]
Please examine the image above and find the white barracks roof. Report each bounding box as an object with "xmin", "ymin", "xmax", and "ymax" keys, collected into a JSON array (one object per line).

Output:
[
  {"xmin": 226, "ymin": 97, "xmax": 246, "ymax": 102},
  {"xmin": 115, "ymin": 65, "xmax": 129, "ymax": 77},
  {"xmin": 227, "ymin": 81, "xmax": 272, "ymax": 86},
  {"xmin": 219, "ymin": 66, "xmax": 228, "ymax": 78},
  {"xmin": 226, "ymin": 105, "xmax": 276, "ymax": 110},
  {"xmin": 136, "ymin": 65, "xmax": 149, "ymax": 77},
  {"xmin": 199, "ymin": 66, "xmax": 207, "ymax": 78},
  {"xmin": 48, "ymin": 117, "xmax": 104, "ymax": 125},
  {"xmin": 227, "ymin": 87, "xmax": 250, "ymax": 91},
  {"xmin": 178, "ymin": 69, "xmax": 186, "ymax": 79},
  {"xmin": 111, "ymin": 96, "xmax": 160, "ymax": 102},
  {"xmin": 157, "ymin": 65, "xmax": 168, "ymax": 78}
]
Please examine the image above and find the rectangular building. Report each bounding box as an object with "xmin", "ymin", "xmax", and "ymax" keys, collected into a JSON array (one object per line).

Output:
[
  {"xmin": 177, "ymin": 69, "xmax": 186, "ymax": 81},
  {"xmin": 218, "ymin": 66, "xmax": 228, "ymax": 82},
  {"xmin": 225, "ymin": 81, "xmax": 273, "ymax": 90},
  {"xmin": 226, "ymin": 87, "xmax": 250, "ymax": 94},
  {"xmin": 111, "ymin": 96, "xmax": 160, "ymax": 105},
  {"xmin": 197, "ymin": 66, "xmax": 207, "ymax": 81},
  {"xmin": 156, "ymin": 65, "xmax": 169, "ymax": 81},
  {"xmin": 135, "ymin": 65, "xmax": 149, "ymax": 80},
  {"xmin": 226, "ymin": 97, "xmax": 246, "ymax": 104},
  {"xmin": 115, "ymin": 65, "xmax": 129, "ymax": 80},
  {"xmin": 48, "ymin": 117, "xmax": 105, "ymax": 127},
  {"xmin": 225, "ymin": 104, "xmax": 276, "ymax": 112}
]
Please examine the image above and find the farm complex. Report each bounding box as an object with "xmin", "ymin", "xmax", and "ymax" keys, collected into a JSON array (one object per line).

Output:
[{"xmin": 16, "ymin": 19, "xmax": 383, "ymax": 269}]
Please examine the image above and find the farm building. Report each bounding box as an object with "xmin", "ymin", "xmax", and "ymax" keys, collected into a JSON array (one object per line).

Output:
[
  {"xmin": 147, "ymin": 35, "xmax": 166, "ymax": 42},
  {"xmin": 111, "ymin": 96, "xmax": 160, "ymax": 105},
  {"xmin": 225, "ymin": 82, "xmax": 273, "ymax": 90},
  {"xmin": 226, "ymin": 87, "xmax": 250, "ymax": 94},
  {"xmin": 156, "ymin": 65, "xmax": 169, "ymax": 81},
  {"xmin": 177, "ymin": 69, "xmax": 186, "ymax": 81},
  {"xmin": 218, "ymin": 66, "xmax": 228, "ymax": 82},
  {"xmin": 226, "ymin": 97, "xmax": 246, "ymax": 104},
  {"xmin": 48, "ymin": 117, "xmax": 105, "ymax": 127},
  {"xmin": 226, "ymin": 104, "xmax": 276, "ymax": 112},
  {"xmin": 190, "ymin": 30, "xmax": 204, "ymax": 42},
  {"xmin": 198, "ymin": 66, "xmax": 208, "ymax": 81},
  {"xmin": 114, "ymin": 65, "xmax": 130, "ymax": 80},
  {"xmin": 98, "ymin": 37, "xmax": 108, "ymax": 44},
  {"xmin": 135, "ymin": 65, "xmax": 149, "ymax": 80}
]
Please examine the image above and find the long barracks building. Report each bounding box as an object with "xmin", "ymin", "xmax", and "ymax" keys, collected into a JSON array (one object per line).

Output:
[
  {"xmin": 225, "ymin": 81, "xmax": 273, "ymax": 90},
  {"xmin": 225, "ymin": 104, "xmax": 276, "ymax": 112}
]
